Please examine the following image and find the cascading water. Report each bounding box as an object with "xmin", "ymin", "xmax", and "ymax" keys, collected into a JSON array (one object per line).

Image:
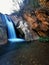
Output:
[
  {"xmin": 0, "ymin": 0, "xmax": 28, "ymax": 43},
  {"xmin": 4, "ymin": 15, "xmax": 16, "ymax": 39},
  {"xmin": 4, "ymin": 14, "xmax": 25, "ymax": 42}
]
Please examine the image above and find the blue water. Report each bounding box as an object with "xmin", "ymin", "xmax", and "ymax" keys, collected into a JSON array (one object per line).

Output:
[
  {"xmin": 4, "ymin": 15, "xmax": 16, "ymax": 39},
  {"xmin": 4, "ymin": 15, "xmax": 25, "ymax": 42}
]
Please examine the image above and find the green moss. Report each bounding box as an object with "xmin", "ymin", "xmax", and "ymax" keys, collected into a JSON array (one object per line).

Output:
[{"xmin": 38, "ymin": 37, "xmax": 49, "ymax": 42}]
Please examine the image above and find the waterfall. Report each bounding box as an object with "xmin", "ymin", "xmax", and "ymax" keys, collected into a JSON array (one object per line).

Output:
[
  {"xmin": 4, "ymin": 14, "xmax": 25, "ymax": 42},
  {"xmin": 4, "ymin": 15, "xmax": 16, "ymax": 39}
]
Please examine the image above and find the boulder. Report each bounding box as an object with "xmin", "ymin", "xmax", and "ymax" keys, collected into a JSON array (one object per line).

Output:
[{"xmin": 17, "ymin": 20, "xmax": 33, "ymax": 41}]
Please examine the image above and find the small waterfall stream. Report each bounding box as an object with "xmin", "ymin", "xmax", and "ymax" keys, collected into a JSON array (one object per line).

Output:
[
  {"xmin": 4, "ymin": 15, "xmax": 16, "ymax": 39},
  {"xmin": 4, "ymin": 15, "xmax": 25, "ymax": 42}
]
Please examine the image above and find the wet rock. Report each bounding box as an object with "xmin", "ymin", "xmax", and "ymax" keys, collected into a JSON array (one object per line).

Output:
[
  {"xmin": 16, "ymin": 28, "xmax": 25, "ymax": 39},
  {"xmin": 0, "ymin": 14, "xmax": 7, "ymax": 45}
]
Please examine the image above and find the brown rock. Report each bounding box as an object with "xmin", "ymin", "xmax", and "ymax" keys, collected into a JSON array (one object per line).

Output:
[
  {"xmin": 39, "ymin": 0, "xmax": 49, "ymax": 10},
  {"xmin": 23, "ymin": 12, "xmax": 38, "ymax": 29},
  {"xmin": 35, "ymin": 9, "xmax": 49, "ymax": 31},
  {"xmin": 23, "ymin": 9, "xmax": 49, "ymax": 37}
]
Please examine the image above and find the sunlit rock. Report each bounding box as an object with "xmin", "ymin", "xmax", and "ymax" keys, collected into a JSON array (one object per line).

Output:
[
  {"xmin": 23, "ymin": 9, "xmax": 49, "ymax": 37},
  {"xmin": 39, "ymin": 0, "xmax": 49, "ymax": 10}
]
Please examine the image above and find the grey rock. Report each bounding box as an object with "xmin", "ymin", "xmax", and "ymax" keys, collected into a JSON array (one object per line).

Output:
[
  {"xmin": 0, "ymin": 16, "xmax": 7, "ymax": 45},
  {"xmin": 17, "ymin": 20, "xmax": 33, "ymax": 41}
]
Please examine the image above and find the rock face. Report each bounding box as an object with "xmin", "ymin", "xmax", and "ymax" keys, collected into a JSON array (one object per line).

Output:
[
  {"xmin": 10, "ymin": 15, "xmax": 33, "ymax": 41},
  {"xmin": 39, "ymin": 0, "xmax": 49, "ymax": 10},
  {"xmin": 10, "ymin": 8, "xmax": 49, "ymax": 41},
  {"xmin": 0, "ymin": 13, "xmax": 7, "ymax": 45},
  {"xmin": 23, "ymin": 9, "xmax": 49, "ymax": 37},
  {"xmin": 9, "ymin": 1, "xmax": 49, "ymax": 41}
]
